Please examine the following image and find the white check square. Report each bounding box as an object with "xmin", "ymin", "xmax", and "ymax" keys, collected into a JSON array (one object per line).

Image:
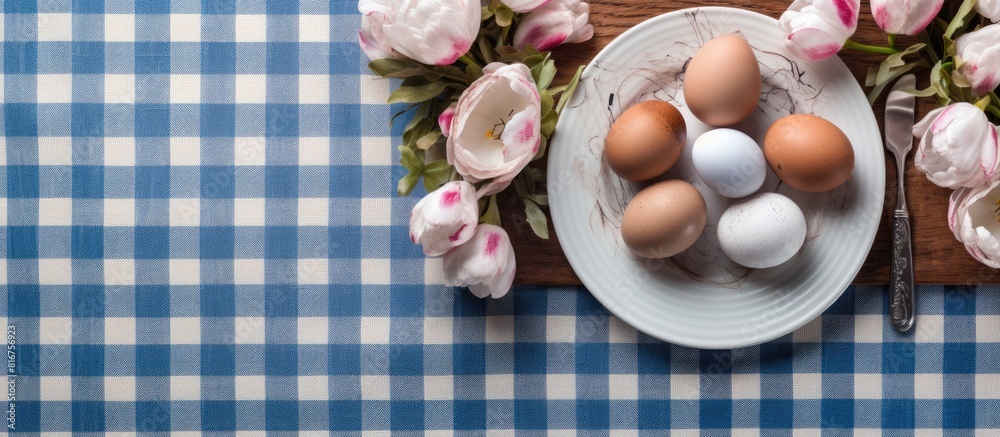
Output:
[
  {"xmin": 170, "ymin": 75, "xmax": 201, "ymax": 104},
  {"xmin": 104, "ymin": 317, "xmax": 136, "ymax": 345},
  {"xmin": 234, "ymin": 198, "xmax": 265, "ymax": 226},
  {"xmin": 299, "ymin": 74, "xmax": 330, "ymax": 104},
  {"xmin": 170, "ymin": 14, "xmax": 201, "ymax": 42},
  {"xmin": 40, "ymin": 376, "xmax": 72, "ymax": 401},
  {"xmin": 38, "ymin": 258, "xmax": 72, "ymax": 285},
  {"xmin": 235, "ymin": 74, "xmax": 267, "ymax": 104},
  {"xmin": 38, "ymin": 74, "xmax": 72, "ymax": 103},
  {"xmin": 424, "ymin": 375, "xmax": 453, "ymax": 400},
  {"xmin": 39, "ymin": 317, "xmax": 72, "ymax": 344},
  {"xmin": 38, "ymin": 137, "xmax": 73, "ymax": 165},
  {"xmin": 235, "ymin": 317, "xmax": 266, "ymax": 344},
  {"xmin": 235, "ymin": 15, "xmax": 267, "ymax": 42},
  {"xmin": 170, "ymin": 137, "xmax": 201, "ymax": 165},
  {"xmin": 170, "ymin": 375, "xmax": 201, "ymax": 400},
  {"xmin": 360, "ymin": 198, "xmax": 391, "ymax": 226},
  {"xmin": 298, "ymin": 198, "xmax": 329, "ymax": 227},
  {"xmin": 104, "ymin": 137, "xmax": 135, "ymax": 166},
  {"xmin": 235, "ymin": 137, "xmax": 266, "ymax": 166},
  {"xmin": 171, "ymin": 317, "xmax": 201, "ymax": 344},
  {"xmin": 299, "ymin": 15, "xmax": 330, "ymax": 42},
  {"xmin": 299, "ymin": 137, "xmax": 330, "ymax": 166},
  {"xmin": 105, "ymin": 376, "xmax": 136, "ymax": 401},
  {"xmin": 37, "ymin": 13, "xmax": 72, "ymax": 41},
  {"xmin": 105, "ymin": 14, "xmax": 135, "ymax": 42},
  {"xmin": 169, "ymin": 259, "xmax": 201, "ymax": 285},
  {"xmin": 105, "ymin": 74, "xmax": 136, "ymax": 104},
  {"xmin": 235, "ymin": 375, "xmax": 266, "ymax": 400},
  {"xmin": 299, "ymin": 375, "xmax": 330, "ymax": 400},
  {"xmin": 104, "ymin": 259, "xmax": 135, "ymax": 286},
  {"xmin": 170, "ymin": 198, "xmax": 201, "ymax": 226},
  {"xmin": 39, "ymin": 197, "xmax": 73, "ymax": 226}
]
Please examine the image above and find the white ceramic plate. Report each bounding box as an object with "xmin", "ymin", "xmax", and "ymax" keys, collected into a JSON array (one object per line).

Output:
[{"xmin": 548, "ymin": 7, "xmax": 884, "ymax": 349}]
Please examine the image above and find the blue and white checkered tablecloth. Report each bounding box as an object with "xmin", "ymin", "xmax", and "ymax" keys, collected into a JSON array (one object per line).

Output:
[{"xmin": 1, "ymin": 0, "xmax": 999, "ymax": 434}]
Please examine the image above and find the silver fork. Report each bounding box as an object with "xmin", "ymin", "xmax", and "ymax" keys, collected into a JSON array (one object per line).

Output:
[{"xmin": 885, "ymin": 74, "xmax": 916, "ymax": 332}]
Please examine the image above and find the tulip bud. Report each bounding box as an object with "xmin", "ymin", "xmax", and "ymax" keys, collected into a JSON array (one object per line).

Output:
[
  {"xmin": 955, "ymin": 24, "xmax": 1000, "ymax": 97},
  {"xmin": 778, "ymin": 0, "xmax": 860, "ymax": 61},
  {"xmin": 913, "ymin": 103, "xmax": 1000, "ymax": 189},
  {"xmin": 410, "ymin": 181, "xmax": 480, "ymax": 257},
  {"xmin": 949, "ymin": 179, "xmax": 1000, "ymax": 268},
  {"xmin": 513, "ymin": 0, "xmax": 594, "ymax": 51},
  {"xmin": 443, "ymin": 224, "xmax": 516, "ymax": 298},
  {"xmin": 870, "ymin": 0, "xmax": 943, "ymax": 35}
]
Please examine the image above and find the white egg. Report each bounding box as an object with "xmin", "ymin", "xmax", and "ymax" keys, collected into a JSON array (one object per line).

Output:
[
  {"xmin": 691, "ymin": 128, "xmax": 766, "ymax": 198},
  {"xmin": 717, "ymin": 192, "xmax": 806, "ymax": 269}
]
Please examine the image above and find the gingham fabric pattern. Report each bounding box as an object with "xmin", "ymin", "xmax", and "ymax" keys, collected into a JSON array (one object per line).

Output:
[{"xmin": 1, "ymin": 0, "xmax": 999, "ymax": 434}]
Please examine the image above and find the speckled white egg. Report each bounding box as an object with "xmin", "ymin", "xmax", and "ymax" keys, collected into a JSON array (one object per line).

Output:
[
  {"xmin": 692, "ymin": 128, "xmax": 767, "ymax": 198},
  {"xmin": 717, "ymin": 192, "xmax": 806, "ymax": 268}
]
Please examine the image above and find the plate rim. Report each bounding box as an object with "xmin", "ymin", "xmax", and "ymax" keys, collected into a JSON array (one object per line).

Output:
[{"xmin": 547, "ymin": 6, "xmax": 885, "ymax": 349}]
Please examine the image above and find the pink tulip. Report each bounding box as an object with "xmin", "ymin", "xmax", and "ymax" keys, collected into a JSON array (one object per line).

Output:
[
  {"xmin": 949, "ymin": 178, "xmax": 1000, "ymax": 268},
  {"xmin": 955, "ymin": 24, "xmax": 1000, "ymax": 97},
  {"xmin": 913, "ymin": 102, "xmax": 1000, "ymax": 189},
  {"xmin": 976, "ymin": 0, "xmax": 1000, "ymax": 23},
  {"xmin": 870, "ymin": 0, "xmax": 943, "ymax": 35},
  {"xmin": 500, "ymin": 0, "xmax": 551, "ymax": 12},
  {"xmin": 778, "ymin": 0, "xmax": 860, "ymax": 61},
  {"xmin": 443, "ymin": 224, "xmax": 516, "ymax": 298},
  {"xmin": 359, "ymin": 0, "xmax": 480, "ymax": 65},
  {"xmin": 513, "ymin": 0, "xmax": 594, "ymax": 51},
  {"xmin": 446, "ymin": 63, "xmax": 541, "ymax": 196},
  {"xmin": 438, "ymin": 104, "xmax": 457, "ymax": 137},
  {"xmin": 410, "ymin": 181, "xmax": 480, "ymax": 257}
]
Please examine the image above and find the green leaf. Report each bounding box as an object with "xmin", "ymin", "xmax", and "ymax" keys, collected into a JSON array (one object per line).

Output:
[
  {"xmin": 540, "ymin": 89, "xmax": 554, "ymax": 115},
  {"xmin": 422, "ymin": 159, "xmax": 452, "ymax": 180},
  {"xmin": 481, "ymin": 5, "xmax": 494, "ymax": 21},
  {"xmin": 388, "ymin": 82, "xmax": 447, "ymax": 104},
  {"xmin": 874, "ymin": 43, "xmax": 925, "ymax": 86},
  {"xmin": 522, "ymin": 165, "xmax": 536, "ymax": 192},
  {"xmin": 531, "ymin": 135, "xmax": 548, "ymax": 162},
  {"xmin": 398, "ymin": 145, "xmax": 422, "ymax": 172},
  {"xmin": 397, "ymin": 172, "xmax": 420, "ymax": 196},
  {"xmin": 403, "ymin": 118, "xmax": 432, "ymax": 148},
  {"xmin": 523, "ymin": 199, "xmax": 549, "ymax": 239},
  {"xmin": 465, "ymin": 62, "xmax": 484, "ymax": 83},
  {"xmin": 368, "ymin": 58, "xmax": 422, "ymax": 77},
  {"xmin": 540, "ymin": 110, "xmax": 558, "ymax": 138},
  {"xmin": 478, "ymin": 37, "xmax": 496, "ymax": 64},
  {"xmin": 537, "ymin": 60, "xmax": 557, "ymax": 90},
  {"xmin": 422, "ymin": 172, "xmax": 442, "ymax": 193},
  {"xmin": 415, "ymin": 130, "xmax": 442, "ymax": 150},
  {"xmin": 494, "ymin": 3, "xmax": 514, "ymax": 27},
  {"xmin": 944, "ymin": 0, "xmax": 977, "ymax": 39},
  {"xmin": 556, "ymin": 65, "xmax": 585, "ymax": 113},
  {"xmin": 866, "ymin": 60, "xmax": 925, "ymax": 104},
  {"xmin": 521, "ymin": 54, "xmax": 545, "ymax": 69},
  {"xmin": 529, "ymin": 194, "xmax": 548, "ymax": 205},
  {"xmin": 481, "ymin": 195, "xmax": 501, "ymax": 226}
]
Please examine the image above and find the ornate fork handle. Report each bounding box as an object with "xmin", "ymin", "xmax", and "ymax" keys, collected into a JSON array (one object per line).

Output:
[{"xmin": 890, "ymin": 209, "xmax": 915, "ymax": 332}]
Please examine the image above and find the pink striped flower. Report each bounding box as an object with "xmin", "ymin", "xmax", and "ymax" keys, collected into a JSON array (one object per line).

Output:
[
  {"xmin": 870, "ymin": 0, "xmax": 943, "ymax": 35},
  {"xmin": 443, "ymin": 224, "xmax": 516, "ymax": 298},
  {"xmin": 410, "ymin": 181, "xmax": 480, "ymax": 257},
  {"xmin": 500, "ymin": 0, "xmax": 551, "ymax": 12},
  {"xmin": 512, "ymin": 0, "xmax": 593, "ymax": 51},
  {"xmin": 955, "ymin": 24, "xmax": 1000, "ymax": 97},
  {"xmin": 778, "ymin": 0, "xmax": 860, "ymax": 61},
  {"xmin": 446, "ymin": 63, "xmax": 541, "ymax": 196},
  {"xmin": 913, "ymin": 102, "xmax": 1000, "ymax": 189},
  {"xmin": 949, "ymin": 179, "xmax": 1000, "ymax": 268},
  {"xmin": 358, "ymin": 0, "xmax": 480, "ymax": 65}
]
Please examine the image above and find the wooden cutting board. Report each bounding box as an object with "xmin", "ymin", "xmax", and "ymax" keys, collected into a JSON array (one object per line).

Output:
[{"xmin": 507, "ymin": 0, "xmax": 999, "ymax": 286}]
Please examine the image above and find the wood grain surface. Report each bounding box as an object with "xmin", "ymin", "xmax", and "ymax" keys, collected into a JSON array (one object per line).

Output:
[{"xmin": 506, "ymin": 0, "xmax": 1000, "ymax": 286}]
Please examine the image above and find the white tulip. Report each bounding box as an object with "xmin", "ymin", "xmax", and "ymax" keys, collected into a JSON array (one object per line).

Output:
[
  {"xmin": 500, "ymin": 0, "xmax": 552, "ymax": 12},
  {"xmin": 410, "ymin": 181, "xmax": 480, "ymax": 257},
  {"xmin": 778, "ymin": 0, "xmax": 860, "ymax": 61},
  {"xmin": 949, "ymin": 179, "xmax": 1000, "ymax": 268},
  {"xmin": 446, "ymin": 63, "xmax": 541, "ymax": 196},
  {"xmin": 359, "ymin": 0, "xmax": 480, "ymax": 66},
  {"xmin": 870, "ymin": 0, "xmax": 943, "ymax": 35},
  {"xmin": 513, "ymin": 0, "xmax": 594, "ymax": 51},
  {"xmin": 976, "ymin": 0, "xmax": 1000, "ymax": 23},
  {"xmin": 358, "ymin": 6, "xmax": 394, "ymax": 61},
  {"xmin": 443, "ymin": 224, "xmax": 516, "ymax": 298},
  {"xmin": 955, "ymin": 24, "xmax": 1000, "ymax": 97},
  {"xmin": 913, "ymin": 103, "xmax": 1000, "ymax": 189}
]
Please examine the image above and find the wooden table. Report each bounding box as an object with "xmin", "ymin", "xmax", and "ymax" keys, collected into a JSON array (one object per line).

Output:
[{"xmin": 507, "ymin": 0, "xmax": 997, "ymax": 286}]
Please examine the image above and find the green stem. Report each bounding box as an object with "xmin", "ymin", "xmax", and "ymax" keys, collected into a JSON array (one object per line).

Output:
[
  {"xmin": 986, "ymin": 104, "xmax": 1000, "ymax": 120},
  {"xmin": 458, "ymin": 54, "xmax": 482, "ymax": 69},
  {"xmin": 842, "ymin": 38, "xmax": 900, "ymax": 55},
  {"xmin": 888, "ymin": 34, "xmax": 897, "ymax": 50},
  {"xmin": 990, "ymin": 91, "xmax": 1000, "ymax": 106}
]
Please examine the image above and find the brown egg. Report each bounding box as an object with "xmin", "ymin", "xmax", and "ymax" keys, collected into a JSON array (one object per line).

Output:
[
  {"xmin": 604, "ymin": 100, "xmax": 686, "ymax": 182},
  {"xmin": 621, "ymin": 180, "xmax": 707, "ymax": 258},
  {"xmin": 763, "ymin": 114, "xmax": 855, "ymax": 192},
  {"xmin": 683, "ymin": 34, "xmax": 761, "ymax": 127}
]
